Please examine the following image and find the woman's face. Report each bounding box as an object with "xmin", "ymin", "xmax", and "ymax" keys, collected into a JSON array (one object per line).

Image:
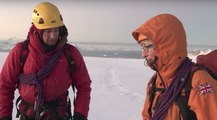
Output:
[{"xmin": 139, "ymin": 40, "xmax": 157, "ymax": 66}]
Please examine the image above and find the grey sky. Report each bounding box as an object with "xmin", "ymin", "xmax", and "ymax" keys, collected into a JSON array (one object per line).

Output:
[{"xmin": 0, "ymin": 0, "xmax": 217, "ymax": 46}]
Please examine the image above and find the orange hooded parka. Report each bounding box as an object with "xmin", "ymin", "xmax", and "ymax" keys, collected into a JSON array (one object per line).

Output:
[{"xmin": 132, "ymin": 14, "xmax": 217, "ymax": 120}]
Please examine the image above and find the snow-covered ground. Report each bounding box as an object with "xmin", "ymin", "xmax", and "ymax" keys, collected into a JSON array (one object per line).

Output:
[{"xmin": 0, "ymin": 51, "xmax": 206, "ymax": 120}]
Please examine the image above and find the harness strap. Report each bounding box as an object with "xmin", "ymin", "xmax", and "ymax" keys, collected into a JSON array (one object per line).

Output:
[
  {"xmin": 63, "ymin": 46, "xmax": 76, "ymax": 73},
  {"xmin": 148, "ymin": 73, "xmax": 167, "ymax": 118},
  {"xmin": 63, "ymin": 46, "xmax": 76, "ymax": 108},
  {"xmin": 16, "ymin": 96, "xmax": 22, "ymax": 118},
  {"xmin": 66, "ymin": 92, "xmax": 73, "ymax": 120},
  {"xmin": 155, "ymin": 88, "xmax": 165, "ymax": 92},
  {"xmin": 16, "ymin": 95, "xmax": 72, "ymax": 120},
  {"xmin": 175, "ymin": 95, "xmax": 197, "ymax": 120},
  {"xmin": 41, "ymin": 100, "xmax": 62, "ymax": 120},
  {"xmin": 16, "ymin": 40, "xmax": 30, "ymax": 89},
  {"xmin": 19, "ymin": 40, "xmax": 29, "ymax": 73},
  {"xmin": 18, "ymin": 49, "xmax": 63, "ymax": 120},
  {"xmin": 174, "ymin": 65, "xmax": 203, "ymax": 120},
  {"xmin": 148, "ymin": 73, "xmax": 157, "ymax": 117}
]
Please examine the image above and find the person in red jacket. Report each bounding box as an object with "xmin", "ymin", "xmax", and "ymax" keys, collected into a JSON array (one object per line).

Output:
[{"xmin": 0, "ymin": 2, "xmax": 91, "ymax": 120}]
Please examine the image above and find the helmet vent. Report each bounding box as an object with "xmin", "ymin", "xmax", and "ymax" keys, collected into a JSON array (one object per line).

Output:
[
  {"xmin": 39, "ymin": 18, "xmax": 44, "ymax": 24},
  {"xmin": 33, "ymin": 9, "xmax": 37, "ymax": 13},
  {"xmin": 60, "ymin": 15, "xmax": 63, "ymax": 21},
  {"xmin": 33, "ymin": 9, "xmax": 38, "ymax": 15},
  {"xmin": 51, "ymin": 21, "xmax": 56, "ymax": 23}
]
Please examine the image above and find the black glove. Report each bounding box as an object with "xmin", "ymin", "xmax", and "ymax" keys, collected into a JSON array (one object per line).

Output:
[
  {"xmin": 73, "ymin": 112, "xmax": 87, "ymax": 120},
  {"xmin": 0, "ymin": 116, "xmax": 12, "ymax": 120}
]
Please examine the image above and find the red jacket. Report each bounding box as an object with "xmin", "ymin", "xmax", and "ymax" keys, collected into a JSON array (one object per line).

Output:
[{"xmin": 0, "ymin": 26, "xmax": 91, "ymax": 118}]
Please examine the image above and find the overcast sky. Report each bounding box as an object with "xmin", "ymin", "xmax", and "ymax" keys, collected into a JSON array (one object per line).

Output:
[{"xmin": 0, "ymin": 0, "xmax": 217, "ymax": 46}]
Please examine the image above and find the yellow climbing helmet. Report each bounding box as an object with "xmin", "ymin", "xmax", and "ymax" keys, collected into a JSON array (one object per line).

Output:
[{"xmin": 32, "ymin": 2, "xmax": 64, "ymax": 29}]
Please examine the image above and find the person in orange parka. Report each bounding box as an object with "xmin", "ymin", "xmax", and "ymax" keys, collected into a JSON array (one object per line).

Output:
[{"xmin": 132, "ymin": 14, "xmax": 217, "ymax": 120}]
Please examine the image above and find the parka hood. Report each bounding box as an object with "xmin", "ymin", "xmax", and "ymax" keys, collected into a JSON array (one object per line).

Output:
[
  {"xmin": 132, "ymin": 14, "xmax": 187, "ymax": 80},
  {"xmin": 27, "ymin": 24, "xmax": 67, "ymax": 55}
]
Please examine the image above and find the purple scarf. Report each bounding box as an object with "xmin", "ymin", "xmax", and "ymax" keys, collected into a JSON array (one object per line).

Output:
[{"xmin": 150, "ymin": 58, "xmax": 194, "ymax": 120}]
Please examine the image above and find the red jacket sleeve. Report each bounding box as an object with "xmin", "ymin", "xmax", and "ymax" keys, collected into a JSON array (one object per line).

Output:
[
  {"xmin": 0, "ymin": 43, "xmax": 23, "ymax": 118},
  {"xmin": 70, "ymin": 46, "xmax": 91, "ymax": 117}
]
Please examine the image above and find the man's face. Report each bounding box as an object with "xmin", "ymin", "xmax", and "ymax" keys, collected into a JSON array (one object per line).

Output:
[
  {"xmin": 42, "ymin": 27, "xmax": 59, "ymax": 45},
  {"xmin": 139, "ymin": 40, "xmax": 157, "ymax": 66}
]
